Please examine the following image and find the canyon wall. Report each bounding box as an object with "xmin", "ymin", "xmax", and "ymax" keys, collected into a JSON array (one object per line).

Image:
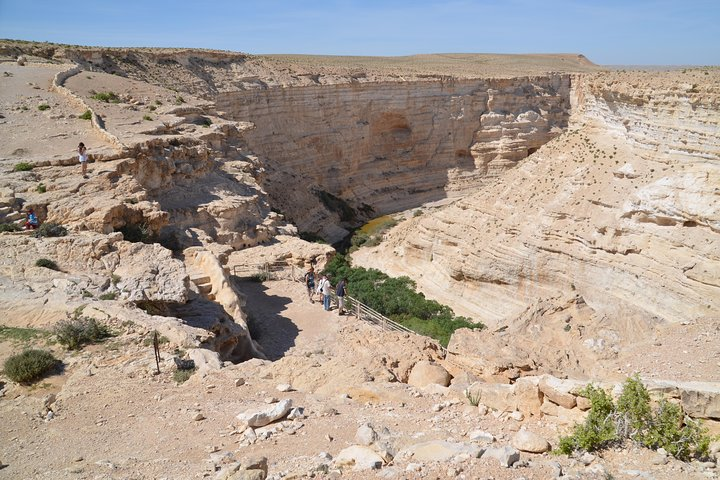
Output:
[
  {"xmin": 353, "ymin": 70, "xmax": 720, "ymax": 334},
  {"xmin": 219, "ymin": 76, "xmax": 572, "ymax": 240}
]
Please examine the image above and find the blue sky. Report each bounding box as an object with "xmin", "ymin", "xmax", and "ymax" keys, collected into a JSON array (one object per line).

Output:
[{"xmin": 0, "ymin": 0, "xmax": 718, "ymax": 65}]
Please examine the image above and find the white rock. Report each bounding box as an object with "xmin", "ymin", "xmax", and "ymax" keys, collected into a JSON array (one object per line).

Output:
[
  {"xmin": 401, "ymin": 440, "xmax": 483, "ymax": 462},
  {"xmin": 468, "ymin": 430, "xmax": 495, "ymax": 443},
  {"xmin": 334, "ymin": 445, "xmax": 384, "ymax": 470},
  {"xmin": 355, "ymin": 424, "xmax": 377, "ymax": 446},
  {"xmin": 407, "ymin": 360, "xmax": 452, "ymax": 388},
  {"xmin": 276, "ymin": 383, "xmax": 292, "ymax": 392},
  {"xmin": 482, "ymin": 446, "xmax": 520, "ymax": 467},
  {"xmin": 406, "ymin": 463, "xmax": 422, "ymax": 472},
  {"xmin": 236, "ymin": 399, "xmax": 292, "ymax": 427},
  {"xmin": 511, "ymin": 430, "xmax": 550, "ymax": 453}
]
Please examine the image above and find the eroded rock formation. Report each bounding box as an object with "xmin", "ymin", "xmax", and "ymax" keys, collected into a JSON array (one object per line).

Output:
[{"xmin": 353, "ymin": 69, "xmax": 720, "ymax": 375}]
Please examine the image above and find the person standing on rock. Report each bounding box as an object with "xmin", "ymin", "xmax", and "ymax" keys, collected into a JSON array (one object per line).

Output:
[
  {"xmin": 78, "ymin": 142, "xmax": 88, "ymax": 178},
  {"xmin": 336, "ymin": 277, "xmax": 347, "ymax": 315},
  {"xmin": 304, "ymin": 266, "xmax": 316, "ymax": 303}
]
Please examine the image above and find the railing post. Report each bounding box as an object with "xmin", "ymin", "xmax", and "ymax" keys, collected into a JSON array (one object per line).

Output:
[{"xmin": 356, "ymin": 300, "xmax": 360, "ymax": 319}]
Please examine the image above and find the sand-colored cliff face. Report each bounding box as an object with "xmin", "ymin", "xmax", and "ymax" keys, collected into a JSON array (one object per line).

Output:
[
  {"xmin": 353, "ymin": 70, "xmax": 720, "ymax": 332},
  {"xmin": 219, "ymin": 76, "xmax": 571, "ymax": 240}
]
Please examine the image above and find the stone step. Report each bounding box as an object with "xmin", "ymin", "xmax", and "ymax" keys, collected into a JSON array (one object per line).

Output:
[{"xmin": 196, "ymin": 282, "xmax": 213, "ymax": 295}]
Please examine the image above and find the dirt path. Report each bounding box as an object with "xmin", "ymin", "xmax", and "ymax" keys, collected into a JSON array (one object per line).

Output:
[{"xmin": 234, "ymin": 279, "xmax": 344, "ymax": 360}]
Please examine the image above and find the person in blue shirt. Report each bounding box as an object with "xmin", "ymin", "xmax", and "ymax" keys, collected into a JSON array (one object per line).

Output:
[{"xmin": 24, "ymin": 208, "xmax": 38, "ymax": 230}]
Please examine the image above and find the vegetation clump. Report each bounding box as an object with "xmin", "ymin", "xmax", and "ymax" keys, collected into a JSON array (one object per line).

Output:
[
  {"xmin": 349, "ymin": 216, "xmax": 398, "ymax": 252},
  {"xmin": 3, "ymin": 349, "xmax": 59, "ymax": 384},
  {"xmin": 557, "ymin": 375, "xmax": 712, "ymax": 461},
  {"xmin": 91, "ymin": 91, "xmax": 119, "ymax": 103},
  {"xmin": 54, "ymin": 316, "xmax": 112, "ymax": 350},
  {"xmin": 35, "ymin": 258, "xmax": 59, "ymax": 270},
  {"xmin": 118, "ymin": 223, "xmax": 153, "ymax": 243},
  {"xmin": 0, "ymin": 325, "xmax": 49, "ymax": 344},
  {"xmin": 0, "ymin": 223, "xmax": 21, "ymax": 232},
  {"xmin": 173, "ymin": 367, "xmax": 195, "ymax": 384},
  {"xmin": 34, "ymin": 222, "xmax": 67, "ymax": 238},
  {"xmin": 13, "ymin": 162, "xmax": 33, "ymax": 172},
  {"xmin": 322, "ymin": 254, "xmax": 480, "ymax": 346},
  {"xmin": 37, "ymin": 104, "xmax": 50, "ymax": 111},
  {"xmin": 79, "ymin": 110, "xmax": 92, "ymax": 120}
]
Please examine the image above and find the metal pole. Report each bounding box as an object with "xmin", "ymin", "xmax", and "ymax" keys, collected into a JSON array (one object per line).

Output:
[{"xmin": 153, "ymin": 331, "xmax": 161, "ymax": 374}]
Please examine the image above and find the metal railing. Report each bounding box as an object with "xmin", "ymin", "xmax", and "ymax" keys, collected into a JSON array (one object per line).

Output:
[{"xmin": 329, "ymin": 290, "xmax": 448, "ymax": 358}]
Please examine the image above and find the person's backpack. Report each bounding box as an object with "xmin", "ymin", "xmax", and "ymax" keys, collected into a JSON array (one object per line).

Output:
[{"xmin": 316, "ymin": 278, "xmax": 325, "ymax": 294}]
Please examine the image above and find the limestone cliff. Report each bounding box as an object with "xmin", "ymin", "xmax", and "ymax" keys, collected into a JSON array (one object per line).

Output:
[
  {"xmin": 353, "ymin": 69, "xmax": 720, "ymax": 354},
  {"xmin": 220, "ymin": 76, "xmax": 571, "ymax": 241}
]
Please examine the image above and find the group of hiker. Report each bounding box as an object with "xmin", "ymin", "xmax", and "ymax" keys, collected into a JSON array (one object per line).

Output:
[{"xmin": 304, "ymin": 266, "xmax": 348, "ymax": 315}]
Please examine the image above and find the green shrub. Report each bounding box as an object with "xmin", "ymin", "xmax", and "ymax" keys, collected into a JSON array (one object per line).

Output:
[
  {"xmin": 79, "ymin": 110, "xmax": 92, "ymax": 120},
  {"xmin": 557, "ymin": 384, "xmax": 617, "ymax": 454},
  {"xmin": 322, "ymin": 254, "xmax": 481, "ymax": 346},
  {"xmin": 36, "ymin": 183, "xmax": 46, "ymax": 193},
  {"xmin": 13, "ymin": 162, "xmax": 33, "ymax": 172},
  {"xmin": 111, "ymin": 274, "xmax": 121, "ymax": 285},
  {"xmin": 616, "ymin": 374, "xmax": 652, "ymax": 440},
  {"xmin": 38, "ymin": 104, "xmax": 50, "ymax": 111},
  {"xmin": 98, "ymin": 292, "xmax": 117, "ymax": 301},
  {"xmin": 91, "ymin": 91, "xmax": 119, "ymax": 103},
  {"xmin": 173, "ymin": 367, "xmax": 195, "ymax": 384},
  {"xmin": 35, "ymin": 258, "xmax": 59, "ymax": 270},
  {"xmin": 143, "ymin": 115, "xmax": 152, "ymax": 121},
  {"xmin": 35, "ymin": 222, "xmax": 67, "ymax": 238},
  {"xmin": 174, "ymin": 95, "xmax": 185, "ymax": 105},
  {"xmin": 54, "ymin": 317, "xmax": 111, "ymax": 350},
  {"xmin": 3, "ymin": 349, "xmax": 59, "ymax": 383},
  {"xmin": 0, "ymin": 223, "xmax": 21, "ymax": 232},
  {"xmin": 148, "ymin": 105, "xmax": 156, "ymax": 111},
  {"xmin": 557, "ymin": 376, "xmax": 712, "ymax": 461},
  {"xmin": 643, "ymin": 400, "xmax": 710, "ymax": 460}
]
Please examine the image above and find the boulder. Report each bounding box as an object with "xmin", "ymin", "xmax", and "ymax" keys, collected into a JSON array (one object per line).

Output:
[
  {"xmin": 482, "ymin": 446, "xmax": 520, "ymax": 467},
  {"xmin": 539, "ymin": 376, "xmax": 579, "ymax": 409},
  {"xmin": 334, "ymin": 445, "xmax": 384, "ymax": 470},
  {"xmin": 188, "ymin": 348, "xmax": 222, "ymax": 373},
  {"xmin": 514, "ymin": 376, "xmax": 543, "ymax": 415},
  {"xmin": 401, "ymin": 440, "xmax": 483, "ymax": 462},
  {"xmin": 468, "ymin": 382, "xmax": 517, "ymax": 412},
  {"xmin": 355, "ymin": 424, "xmax": 377, "ymax": 446},
  {"xmin": 540, "ymin": 398, "xmax": 587, "ymax": 425},
  {"xmin": 511, "ymin": 429, "xmax": 551, "ymax": 453},
  {"xmin": 646, "ymin": 380, "xmax": 720, "ymax": 420},
  {"xmin": 408, "ymin": 361, "xmax": 451, "ymax": 388},
  {"xmin": 236, "ymin": 399, "xmax": 292, "ymax": 428}
]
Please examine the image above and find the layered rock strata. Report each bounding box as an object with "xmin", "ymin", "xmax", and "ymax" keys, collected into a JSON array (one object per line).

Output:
[
  {"xmin": 353, "ymin": 69, "xmax": 720, "ymax": 369},
  {"xmin": 219, "ymin": 76, "xmax": 571, "ymax": 240}
]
